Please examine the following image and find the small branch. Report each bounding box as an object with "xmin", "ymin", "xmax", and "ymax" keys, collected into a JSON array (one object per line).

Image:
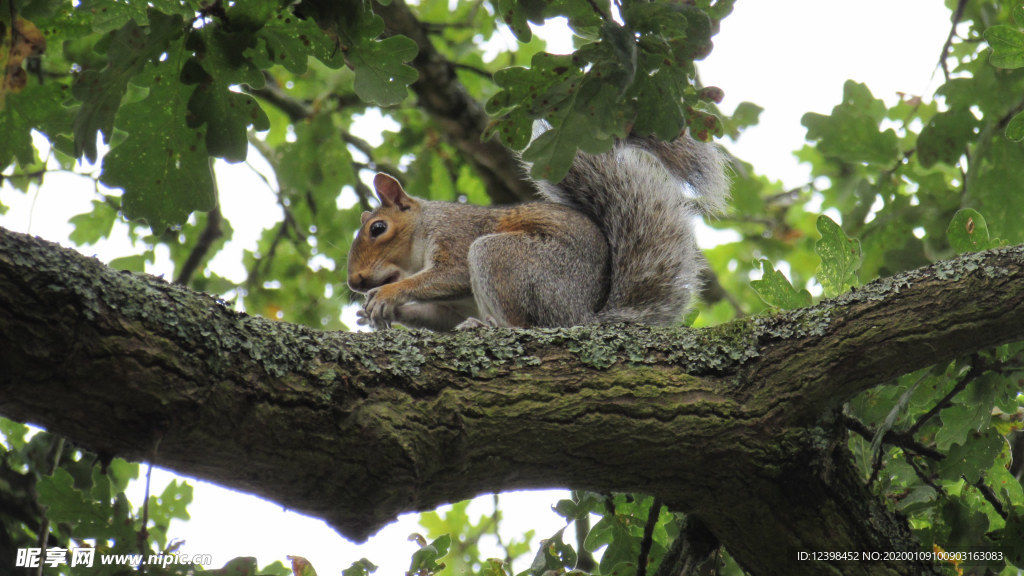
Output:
[
  {"xmin": 636, "ymin": 498, "xmax": 663, "ymax": 576},
  {"xmin": 341, "ymin": 131, "xmax": 402, "ymax": 179},
  {"xmin": 867, "ymin": 444, "xmax": 886, "ymax": 487},
  {"xmin": 904, "ymin": 453, "xmax": 945, "ymax": 496},
  {"xmin": 995, "ymin": 97, "xmax": 1024, "ymax": 132},
  {"xmin": 244, "ymin": 74, "xmax": 315, "ymax": 123},
  {"xmin": 906, "ymin": 358, "xmax": 981, "ymax": 437},
  {"xmin": 452, "ymin": 62, "xmax": 494, "ymax": 80},
  {"xmin": 842, "ymin": 414, "xmax": 946, "ymax": 462},
  {"xmin": 574, "ymin": 514, "xmax": 596, "ymax": 572},
  {"xmin": 972, "ymin": 477, "xmax": 1007, "ymax": 520},
  {"xmin": 938, "ymin": 0, "xmax": 969, "ymax": 82},
  {"xmin": 584, "ymin": 0, "xmax": 611, "ymax": 21},
  {"xmin": 421, "ymin": 21, "xmax": 475, "ymax": 32},
  {"xmin": 174, "ymin": 207, "xmax": 224, "ymax": 287},
  {"xmin": 1011, "ymin": 433, "xmax": 1024, "ymax": 482},
  {"xmin": 34, "ymin": 436, "xmax": 65, "ymax": 576}
]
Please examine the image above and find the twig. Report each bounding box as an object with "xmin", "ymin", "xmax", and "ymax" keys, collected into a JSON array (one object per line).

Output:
[
  {"xmin": 904, "ymin": 452, "xmax": 945, "ymax": 496},
  {"xmin": 452, "ymin": 62, "xmax": 494, "ymax": 80},
  {"xmin": 636, "ymin": 498, "xmax": 663, "ymax": 576},
  {"xmin": 574, "ymin": 512, "xmax": 596, "ymax": 572},
  {"xmin": 906, "ymin": 358, "xmax": 981, "ymax": 437},
  {"xmin": 972, "ymin": 477, "xmax": 1007, "ymax": 520},
  {"xmin": 842, "ymin": 414, "xmax": 946, "ymax": 461},
  {"xmin": 34, "ymin": 436, "xmax": 65, "ymax": 576},
  {"xmin": 244, "ymin": 73, "xmax": 314, "ymax": 123},
  {"xmin": 174, "ymin": 206, "xmax": 224, "ymax": 286},
  {"xmin": 938, "ymin": 0, "xmax": 969, "ymax": 82}
]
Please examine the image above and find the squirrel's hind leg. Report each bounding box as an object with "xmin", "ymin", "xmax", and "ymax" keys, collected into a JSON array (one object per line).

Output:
[{"xmin": 467, "ymin": 230, "xmax": 608, "ymax": 328}]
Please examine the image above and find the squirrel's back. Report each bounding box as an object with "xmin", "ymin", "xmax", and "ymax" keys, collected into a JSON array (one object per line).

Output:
[{"xmin": 533, "ymin": 135, "xmax": 729, "ymax": 324}]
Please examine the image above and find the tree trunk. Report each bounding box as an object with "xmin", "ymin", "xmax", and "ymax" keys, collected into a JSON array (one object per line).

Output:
[{"xmin": 2, "ymin": 227, "xmax": 1023, "ymax": 575}]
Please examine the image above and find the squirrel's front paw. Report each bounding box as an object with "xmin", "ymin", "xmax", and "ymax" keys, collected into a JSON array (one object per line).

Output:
[{"xmin": 362, "ymin": 286, "xmax": 402, "ymax": 329}]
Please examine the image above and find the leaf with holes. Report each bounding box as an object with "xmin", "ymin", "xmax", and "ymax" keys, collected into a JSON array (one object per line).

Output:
[{"xmin": 814, "ymin": 215, "xmax": 862, "ymax": 298}]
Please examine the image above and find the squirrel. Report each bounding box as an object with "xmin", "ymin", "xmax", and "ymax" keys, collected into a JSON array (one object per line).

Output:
[{"xmin": 346, "ymin": 134, "xmax": 729, "ymax": 330}]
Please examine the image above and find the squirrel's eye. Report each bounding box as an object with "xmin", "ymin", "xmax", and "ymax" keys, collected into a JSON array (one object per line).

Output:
[{"xmin": 369, "ymin": 221, "xmax": 388, "ymax": 238}]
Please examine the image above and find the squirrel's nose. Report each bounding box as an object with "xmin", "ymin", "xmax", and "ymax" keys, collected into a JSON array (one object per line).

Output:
[{"xmin": 348, "ymin": 273, "xmax": 366, "ymax": 292}]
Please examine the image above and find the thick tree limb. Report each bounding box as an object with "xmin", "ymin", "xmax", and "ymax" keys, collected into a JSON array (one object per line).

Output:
[{"xmin": 2, "ymin": 227, "xmax": 1023, "ymax": 575}]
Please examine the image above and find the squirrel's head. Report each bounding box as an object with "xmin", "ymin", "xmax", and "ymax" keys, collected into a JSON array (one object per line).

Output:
[{"xmin": 347, "ymin": 173, "xmax": 422, "ymax": 294}]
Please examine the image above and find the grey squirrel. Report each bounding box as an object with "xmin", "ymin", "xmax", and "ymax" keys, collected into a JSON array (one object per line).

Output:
[{"xmin": 346, "ymin": 134, "xmax": 729, "ymax": 330}]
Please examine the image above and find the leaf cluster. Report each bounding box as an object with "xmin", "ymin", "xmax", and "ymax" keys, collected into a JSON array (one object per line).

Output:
[{"xmin": 0, "ymin": 419, "xmax": 227, "ymax": 576}]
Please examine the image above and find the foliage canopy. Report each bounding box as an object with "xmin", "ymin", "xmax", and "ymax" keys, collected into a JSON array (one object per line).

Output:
[{"xmin": 2, "ymin": 0, "xmax": 1024, "ymax": 574}]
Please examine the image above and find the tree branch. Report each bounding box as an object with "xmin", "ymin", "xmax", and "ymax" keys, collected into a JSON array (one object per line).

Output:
[
  {"xmin": 2, "ymin": 226, "xmax": 1023, "ymax": 575},
  {"xmin": 174, "ymin": 207, "xmax": 224, "ymax": 287}
]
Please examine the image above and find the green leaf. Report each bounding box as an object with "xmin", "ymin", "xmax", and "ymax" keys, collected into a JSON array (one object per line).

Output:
[
  {"xmin": 630, "ymin": 77, "xmax": 686, "ymax": 138},
  {"xmin": 972, "ymin": 138, "xmax": 1024, "ymax": 244},
  {"xmin": 801, "ymin": 80, "xmax": 900, "ymax": 166},
  {"xmin": 814, "ymin": 215, "xmax": 861, "ymax": 298},
  {"xmin": 526, "ymin": 528, "xmax": 576, "ymax": 575},
  {"xmin": 180, "ymin": 25, "xmax": 271, "ymax": 162},
  {"xmin": 750, "ymin": 259, "xmax": 812, "ymax": 309},
  {"xmin": 0, "ymin": 418, "xmax": 30, "ymax": 450},
  {"xmin": 350, "ymin": 35, "xmax": 418, "ymax": 106},
  {"xmin": 940, "ymin": 493, "xmax": 990, "ymax": 549},
  {"xmin": 69, "ymin": 198, "xmax": 119, "ymax": 245},
  {"xmin": 723, "ymin": 101, "xmax": 763, "ymax": 137},
  {"xmin": 946, "ymin": 209, "xmax": 997, "ymax": 253},
  {"xmin": 1006, "ymin": 109, "xmax": 1024, "ymax": 143},
  {"xmin": 342, "ymin": 559, "xmax": 378, "ymax": 576},
  {"xmin": 188, "ymin": 83, "xmax": 270, "ymax": 161},
  {"xmin": 277, "ymin": 115, "xmax": 355, "ymax": 196},
  {"xmin": 487, "ymin": 53, "xmax": 579, "ymax": 116},
  {"xmin": 1, "ymin": 80, "xmax": 75, "ymax": 170},
  {"xmin": 936, "ymin": 405, "xmax": 977, "ymax": 450},
  {"xmin": 36, "ymin": 468, "xmax": 123, "ymax": 539},
  {"xmin": 937, "ymin": 430, "xmax": 1004, "ymax": 483},
  {"xmin": 1002, "ymin": 512, "xmax": 1024, "ymax": 568},
  {"xmin": 985, "ymin": 25, "xmax": 1024, "ymax": 69},
  {"xmin": 108, "ymin": 253, "xmax": 151, "ymax": 272},
  {"xmin": 254, "ymin": 16, "xmax": 328, "ymax": 74},
  {"xmin": 71, "ymin": 9, "xmax": 185, "ymax": 163},
  {"xmin": 522, "ymin": 78, "xmax": 626, "ymax": 181},
  {"xmin": 98, "ymin": 29, "xmax": 216, "ymax": 232},
  {"xmin": 37, "ymin": 468, "xmax": 101, "ymax": 524},
  {"xmin": 479, "ymin": 558, "xmax": 509, "ymax": 576},
  {"xmin": 917, "ymin": 107, "xmax": 976, "ymax": 168},
  {"xmin": 491, "ymin": 0, "xmax": 546, "ymax": 42},
  {"xmin": 105, "ymin": 459, "xmax": 139, "ymax": 495},
  {"xmin": 409, "ymin": 534, "xmax": 452, "ymax": 574},
  {"xmin": 146, "ymin": 479, "xmax": 193, "ymax": 544}
]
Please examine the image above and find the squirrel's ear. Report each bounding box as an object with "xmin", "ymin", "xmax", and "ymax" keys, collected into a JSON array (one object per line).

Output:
[{"xmin": 373, "ymin": 173, "xmax": 414, "ymax": 211}]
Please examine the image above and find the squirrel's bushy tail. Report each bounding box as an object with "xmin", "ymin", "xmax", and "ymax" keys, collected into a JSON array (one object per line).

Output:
[{"xmin": 534, "ymin": 135, "xmax": 730, "ymax": 325}]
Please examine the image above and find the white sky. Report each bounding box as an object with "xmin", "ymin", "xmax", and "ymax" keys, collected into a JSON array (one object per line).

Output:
[{"xmin": 1, "ymin": 1, "xmax": 954, "ymax": 574}]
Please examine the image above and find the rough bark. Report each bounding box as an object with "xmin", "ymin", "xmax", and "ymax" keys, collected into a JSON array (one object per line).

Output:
[{"xmin": 2, "ymin": 226, "xmax": 1023, "ymax": 575}]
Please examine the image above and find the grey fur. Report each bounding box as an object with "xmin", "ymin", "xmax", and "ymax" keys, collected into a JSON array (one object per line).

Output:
[{"xmin": 533, "ymin": 135, "xmax": 730, "ymax": 325}]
